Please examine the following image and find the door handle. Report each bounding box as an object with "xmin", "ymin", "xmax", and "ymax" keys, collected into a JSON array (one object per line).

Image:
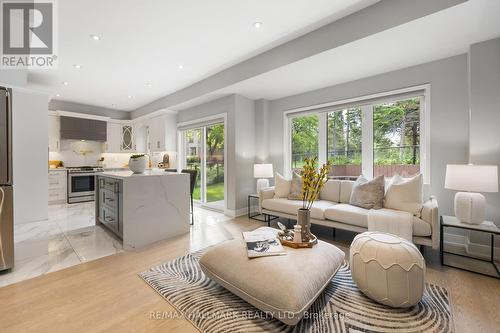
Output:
[{"xmin": 0, "ymin": 187, "xmax": 4, "ymax": 216}]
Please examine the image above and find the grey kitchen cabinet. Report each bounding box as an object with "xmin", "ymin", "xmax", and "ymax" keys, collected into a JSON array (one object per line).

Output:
[
  {"xmin": 96, "ymin": 175, "xmax": 123, "ymax": 238},
  {"xmin": 60, "ymin": 116, "xmax": 107, "ymax": 141}
]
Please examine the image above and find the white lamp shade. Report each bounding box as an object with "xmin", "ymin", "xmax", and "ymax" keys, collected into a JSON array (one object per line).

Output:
[
  {"xmin": 445, "ymin": 164, "xmax": 498, "ymax": 192},
  {"xmin": 254, "ymin": 164, "xmax": 273, "ymax": 178}
]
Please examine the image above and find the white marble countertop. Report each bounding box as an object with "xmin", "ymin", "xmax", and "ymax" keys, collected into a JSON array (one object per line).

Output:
[{"xmin": 99, "ymin": 169, "xmax": 178, "ymax": 179}]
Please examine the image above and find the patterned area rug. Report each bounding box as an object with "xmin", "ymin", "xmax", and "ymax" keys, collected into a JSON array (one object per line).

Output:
[{"xmin": 140, "ymin": 250, "xmax": 454, "ymax": 332}]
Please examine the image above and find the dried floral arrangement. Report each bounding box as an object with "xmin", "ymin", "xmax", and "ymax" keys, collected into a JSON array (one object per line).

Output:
[{"xmin": 300, "ymin": 157, "xmax": 331, "ymax": 210}]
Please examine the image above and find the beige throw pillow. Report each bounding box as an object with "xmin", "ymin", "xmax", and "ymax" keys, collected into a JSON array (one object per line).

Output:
[
  {"xmin": 384, "ymin": 173, "xmax": 423, "ymax": 216},
  {"xmin": 274, "ymin": 172, "xmax": 291, "ymax": 198},
  {"xmin": 349, "ymin": 175, "xmax": 385, "ymax": 209},
  {"xmin": 287, "ymin": 172, "xmax": 303, "ymax": 200}
]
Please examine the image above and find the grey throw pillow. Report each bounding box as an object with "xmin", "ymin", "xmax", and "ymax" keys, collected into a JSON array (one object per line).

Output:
[
  {"xmin": 287, "ymin": 172, "xmax": 303, "ymax": 200},
  {"xmin": 349, "ymin": 175, "xmax": 385, "ymax": 209}
]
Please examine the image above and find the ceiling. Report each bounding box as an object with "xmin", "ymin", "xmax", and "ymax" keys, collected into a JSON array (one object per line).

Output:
[
  {"xmin": 28, "ymin": 0, "xmax": 378, "ymax": 111},
  {"xmin": 172, "ymin": 0, "xmax": 500, "ymax": 110}
]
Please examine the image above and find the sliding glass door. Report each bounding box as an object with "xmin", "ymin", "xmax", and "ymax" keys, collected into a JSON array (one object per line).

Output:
[
  {"xmin": 182, "ymin": 123, "xmax": 225, "ymax": 208},
  {"xmin": 183, "ymin": 128, "xmax": 202, "ymax": 200}
]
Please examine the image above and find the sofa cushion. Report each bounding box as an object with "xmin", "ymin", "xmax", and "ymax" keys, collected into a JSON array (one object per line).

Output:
[
  {"xmin": 384, "ymin": 173, "xmax": 423, "ymax": 217},
  {"xmin": 262, "ymin": 198, "xmax": 336, "ymax": 220},
  {"xmin": 324, "ymin": 204, "xmax": 369, "ymax": 228},
  {"xmin": 274, "ymin": 172, "xmax": 291, "ymax": 198},
  {"xmin": 339, "ymin": 180, "xmax": 355, "ymax": 203},
  {"xmin": 320, "ymin": 180, "xmax": 341, "ymax": 203},
  {"xmin": 199, "ymin": 227, "xmax": 345, "ymax": 325},
  {"xmin": 287, "ymin": 172, "xmax": 303, "ymax": 200},
  {"xmin": 349, "ymin": 175, "xmax": 385, "ymax": 209}
]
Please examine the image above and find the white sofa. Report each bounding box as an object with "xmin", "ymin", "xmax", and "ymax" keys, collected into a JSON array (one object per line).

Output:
[{"xmin": 259, "ymin": 179, "xmax": 439, "ymax": 249}]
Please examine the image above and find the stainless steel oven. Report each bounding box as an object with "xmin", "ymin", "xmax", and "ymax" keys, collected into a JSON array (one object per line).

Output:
[{"xmin": 67, "ymin": 167, "xmax": 103, "ymax": 203}]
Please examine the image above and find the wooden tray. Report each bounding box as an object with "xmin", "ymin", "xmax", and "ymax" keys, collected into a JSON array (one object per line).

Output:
[{"xmin": 278, "ymin": 233, "xmax": 318, "ymax": 248}]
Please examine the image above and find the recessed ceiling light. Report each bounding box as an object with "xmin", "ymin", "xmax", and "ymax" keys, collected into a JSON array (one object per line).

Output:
[
  {"xmin": 178, "ymin": 64, "xmax": 184, "ymax": 70},
  {"xmin": 127, "ymin": 95, "xmax": 133, "ymax": 99},
  {"xmin": 89, "ymin": 34, "xmax": 101, "ymax": 41},
  {"xmin": 73, "ymin": 64, "xmax": 81, "ymax": 69},
  {"xmin": 55, "ymin": 93, "xmax": 60, "ymax": 97},
  {"xmin": 253, "ymin": 21, "xmax": 263, "ymax": 29},
  {"xmin": 62, "ymin": 81, "xmax": 69, "ymax": 86}
]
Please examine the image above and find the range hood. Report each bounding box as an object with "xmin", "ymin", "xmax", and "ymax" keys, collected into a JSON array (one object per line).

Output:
[{"xmin": 60, "ymin": 116, "xmax": 107, "ymax": 142}]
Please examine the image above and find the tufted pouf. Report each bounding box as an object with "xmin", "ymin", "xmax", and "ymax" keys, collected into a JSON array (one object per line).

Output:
[{"xmin": 349, "ymin": 231, "xmax": 425, "ymax": 308}]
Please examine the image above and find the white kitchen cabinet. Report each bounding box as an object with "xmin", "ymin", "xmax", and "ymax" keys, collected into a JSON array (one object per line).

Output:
[
  {"xmin": 121, "ymin": 124, "xmax": 134, "ymax": 152},
  {"xmin": 146, "ymin": 113, "xmax": 176, "ymax": 152},
  {"xmin": 48, "ymin": 170, "xmax": 66, "ymax": 204},
  {"xmin": 105, "ymin": 122, "xmax": 122, "ymax": 153},
  {"xmin": 134, "ymin": 122, "xmax": 148, "ymax": 153},
  {"xmin": 164, "ymin": 113, "xmax": 177, "ymax": 151},
  {"xmin": 48, "ymin": 115, "xmax": 60, "ymax": 152},
  {"xmin": 105, "ymin": 121, "xmax": 135, "ymax": 153},
  {"xmin": 147, "ymin": 116, "xmax": 165, "ymax": 152}
]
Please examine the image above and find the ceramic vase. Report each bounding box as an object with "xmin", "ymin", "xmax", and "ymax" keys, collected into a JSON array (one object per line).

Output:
[
  {"xmin": 297, "ymin": 208, "xmax": 312, "ymax": 242},
  {"xmin": 129, "ymin": 156, "xmax": 147, "ymax": 174}
]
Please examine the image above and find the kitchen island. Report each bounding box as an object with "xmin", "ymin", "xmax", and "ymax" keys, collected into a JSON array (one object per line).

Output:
[{"xmin": 95, "ymin": 170, "xmax": 190, "ymax": 249}]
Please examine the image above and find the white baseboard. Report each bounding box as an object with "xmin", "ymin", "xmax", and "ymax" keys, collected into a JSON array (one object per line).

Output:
[
  {"xmin": 224, "ymin": 207, "xmax": 248, "ymax": 218},
  {"xmin": 444, "ymin": 232, "xmax": 500, "ymax": 258}
]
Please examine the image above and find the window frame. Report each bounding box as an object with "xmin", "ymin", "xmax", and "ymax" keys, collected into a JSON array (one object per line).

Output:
[{"xmin": 284, "ymin": 85, "xmax": 431, "ymax": 184}]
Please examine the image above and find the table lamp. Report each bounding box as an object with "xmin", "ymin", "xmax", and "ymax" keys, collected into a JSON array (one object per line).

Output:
[
  {"xmin": 445, "ymin": 164, "xmax": 498, "ymax": 224},
  {"xmin": 254, "ymin": 164, "xmax": 273, "ymax": 195}
]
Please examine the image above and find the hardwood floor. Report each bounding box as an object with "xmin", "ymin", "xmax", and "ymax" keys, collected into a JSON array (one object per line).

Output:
[{"xmin": 0, "ymin": 210, "xmax": 499, "ymax": 332}]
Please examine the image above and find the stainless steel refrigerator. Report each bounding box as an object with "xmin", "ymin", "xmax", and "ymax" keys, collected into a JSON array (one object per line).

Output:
[{"xmin": 0, "ymin": 86, "xmax": 13, "ymax": 271}]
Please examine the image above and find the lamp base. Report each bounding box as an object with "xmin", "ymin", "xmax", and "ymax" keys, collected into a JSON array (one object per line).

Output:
[
  {"xmin": 454, "ymin": 192, "xmax": 486, "ymax": 225},
  {"xmin": 256, "ymin": 178, "xmax": 270, "ymax": 195}
]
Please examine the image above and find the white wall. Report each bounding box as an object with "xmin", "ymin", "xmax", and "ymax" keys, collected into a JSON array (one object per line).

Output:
[
  {"xmin": 0, "ymin": 70, "xmax": 27, "ymax": 87},
  {"xmin": 267, "ymin": 55, "xmax": 470, "ymax": 219},
  {"xmin": 12, "ymin": 88, "xmax": 49, "ymax": 224}
]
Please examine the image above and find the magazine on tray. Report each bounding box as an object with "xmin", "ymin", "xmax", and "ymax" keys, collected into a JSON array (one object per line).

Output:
[{"xmin": 243, "ymin": 229, "xmax": 286, "ymax": 258}]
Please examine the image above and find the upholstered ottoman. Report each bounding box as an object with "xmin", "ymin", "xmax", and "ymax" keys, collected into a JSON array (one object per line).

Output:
[
  {"xmin": 349, "ymin": 231, "xmax": 425, "ymax": 307},
  {"xmin": 199, "ymin": 227, "xmax": 345, "ymax": 325}
]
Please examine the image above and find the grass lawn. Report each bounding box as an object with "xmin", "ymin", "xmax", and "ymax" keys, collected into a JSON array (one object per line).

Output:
[{"xmin": 192, "ymin": 182, "xmax": 224, "ymax": 202}]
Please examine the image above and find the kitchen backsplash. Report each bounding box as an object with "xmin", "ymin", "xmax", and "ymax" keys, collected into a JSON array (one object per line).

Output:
[
  {"xmin": 49, "ymin": 140, "xmax": 177, "ymax": 169},
  {"xmin": 49, "ymin": 140, "xmax": 104, "ymax": 167}
]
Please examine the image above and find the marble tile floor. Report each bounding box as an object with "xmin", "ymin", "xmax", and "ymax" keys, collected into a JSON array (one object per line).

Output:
[
  {"xmin": 0, "ymin": 202, "xmax": 232, "ymax": 288},
  {"xmin": 0, "ymin": 202, "xmax": 123, "ymax": 287}
]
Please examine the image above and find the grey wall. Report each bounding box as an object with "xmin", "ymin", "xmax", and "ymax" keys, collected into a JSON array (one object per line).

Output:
[
  {"xmin": 266, "ymin": 55, "xmax": 470, "ymax": 218},
  {"xmin": 49, "ymin": 100, "xmax": 130, "ymax": 120},
  {"xmin": 469, "ymin": 37, "xmax": 500, "ymax": 224},
  {"xmin": 178, "ymin": 95, "xmax": 237, "ymax": 210},
  {"xmin": 255, "ymin": 99, "xmax": 270, "ymax": 163},
  {"xmin": 177, "ymin": 94, "xmax": 256, "ymax": 213},
  {"xmin": 234, "ymin": 95, "xmax": 256, "ymax": 210}
]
